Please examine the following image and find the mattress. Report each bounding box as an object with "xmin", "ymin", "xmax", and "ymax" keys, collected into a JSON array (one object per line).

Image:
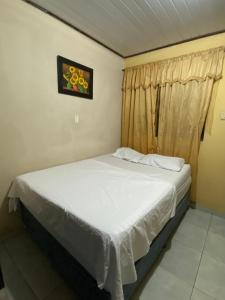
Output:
[
  {"xmin": 8, "ymin": 155, "xmax": 191, "ymax": 300},
  {"xmin": 95, "ymin": 154, "xmax": 191, "ymax": 204}
]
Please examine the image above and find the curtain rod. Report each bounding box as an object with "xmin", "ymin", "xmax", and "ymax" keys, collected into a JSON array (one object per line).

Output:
[{"xmin": 121, "ymin": 46, "xmax": 225, "ymax": 72}]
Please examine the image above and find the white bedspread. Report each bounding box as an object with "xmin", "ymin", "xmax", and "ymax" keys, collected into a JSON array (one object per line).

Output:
[{"xmin": 8, "ymin": 158, "xmax": 177, "ymax": 300}]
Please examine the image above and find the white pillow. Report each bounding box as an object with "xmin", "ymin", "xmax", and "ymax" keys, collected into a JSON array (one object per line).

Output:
[
  {"xmin": 139, "ymin": 154, "xmax": 185, "ymax": 172},
  {"xmin": 112, "ymin": 147, "xmax": 144, "ymax": 162}
]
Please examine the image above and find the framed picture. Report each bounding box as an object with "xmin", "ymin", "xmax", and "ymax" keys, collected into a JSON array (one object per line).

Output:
[{"xmin": 57, "ymin": 55, "xmax": 93, "ymax": 99}]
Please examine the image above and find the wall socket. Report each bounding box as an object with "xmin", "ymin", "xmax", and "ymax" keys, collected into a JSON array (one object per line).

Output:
[
  {"xmin": 220, "ymin": 111, "xmax": 225, "ymax": 120},
  {"xmin": 74, "ymin": 113, "xmax": 79, "ymax": 124}
]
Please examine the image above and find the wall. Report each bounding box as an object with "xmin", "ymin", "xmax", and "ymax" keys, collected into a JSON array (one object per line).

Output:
[
  {"xmin": 125, "ymin": 33, "xmax": 225, "ymax": 214},
  {"xmin": 0, "ymin": 0, "xmax": 123, "ymax": 235}
]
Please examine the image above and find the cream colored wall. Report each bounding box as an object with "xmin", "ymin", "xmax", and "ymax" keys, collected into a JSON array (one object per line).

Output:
[
  {"xmin": 1, "ymin": 1, "xmax": 224, "ymax": 237},
  {"xmin": 125, "ymin": 33, "xmax": 225, "ymax": 214},
  {"xmin": 0, "ymin": 0, "xmax": 123, "ymax": 235}
]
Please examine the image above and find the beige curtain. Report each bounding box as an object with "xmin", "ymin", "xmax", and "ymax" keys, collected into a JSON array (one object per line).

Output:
[
  {"xmin": 158, "ymin": 79, "xmax": 214, "ymax": 198},
  {"xmin": 122, "ymin": 47, "xmax": 224, "ymax": 200},
  {"xmin": 121, "ymin": 67, "xmax": 158, "ymax": 153}
]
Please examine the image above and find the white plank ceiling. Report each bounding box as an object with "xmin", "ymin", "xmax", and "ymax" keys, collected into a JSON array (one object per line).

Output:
[{"xmin": 29, "ymin": 0, "xmax": 225, "ymax": 57}]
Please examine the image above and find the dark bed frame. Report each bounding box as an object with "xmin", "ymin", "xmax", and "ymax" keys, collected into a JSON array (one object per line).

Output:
[{"xmin": 20, "ymin": 191, "xmax": 190, "ymax": 300}]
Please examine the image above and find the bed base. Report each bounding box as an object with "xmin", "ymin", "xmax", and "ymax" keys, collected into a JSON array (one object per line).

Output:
[{"xmin": 20, "ymin": 191, "xmax": 190, "ymax": 300}]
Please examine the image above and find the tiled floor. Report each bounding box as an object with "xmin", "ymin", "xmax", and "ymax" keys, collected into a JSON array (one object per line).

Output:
[{"xmin": 0, "ymin": 208, "xmax": 224, "ymax": 300}]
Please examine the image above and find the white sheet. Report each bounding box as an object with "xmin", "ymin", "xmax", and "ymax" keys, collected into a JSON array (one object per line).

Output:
[
  {"xmin": 8, "ymin": 157, "xmax": 184, "ymax": 300},
  {"xmin": 95, "ymin": 154, "xmax": 191, "ymax": 204}
]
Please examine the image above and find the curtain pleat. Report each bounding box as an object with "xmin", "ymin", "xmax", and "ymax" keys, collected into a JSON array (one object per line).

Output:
[
  {"xmin": 121, "ymin": 85, "xmax": 157, "ymax": 153},
  {"xmin": 157, "ymin": 79, "xmax": 214, "ymax": 199}
]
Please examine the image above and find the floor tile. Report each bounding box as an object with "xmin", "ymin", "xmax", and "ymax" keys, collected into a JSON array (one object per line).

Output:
[
  {"xmin": 0, "ymin": 230, "xmax": 24, "ymax": 245},
  {"xmin": 209, "ymin": 215, "xmax": 225, "ymax": 238},
  {"xmin": 160, "ymin": 239, "xmax": 201, "ymax": 286},
  {"xmin": 3, "ymin": 233, "xmax": 63, "ymax": 300},
  {"xmin": 0, "ymin": 245, "xmax": 20, "ymax": 284},
  {"xmin": 44, "ymin": 283, "xmax": 78, "ymax": 300},
  {"xmin": 0, "ymin": 246, "xmax": 37, "ymax": 300},
  {"xmin": 183, "ymin": 209, "xmax": 211, "ymax": 229},
  {"xmin": 3, "ymin": 232, "xmax": 44, "ymax": 259},
  {"xmin": 0, "ymin": 288, "xmax": 9, "ymax": 300},
  {"xmin": 191, "ymin": 288, "xmax": 216, "ymax": 300},
  {"xmin": 1, "ymin": 287, "xmax": 16, "ymax": 300},
  {"xmin": 1, "ymin": 210, "xmax": 224, "ymax": 300},
  {"xmin": 204, "ymin": 231, "xmax": 225, "ymax": 264},
  {"xmin": 133, "ymin": 266, "xmax": 192, "ymax": 300},
  {"xmin": 172, "ymin": 219, "xmax": 207, "ymax": 252},
  {"xmin": 195, "ymin": 254, "xmax": 225, "ymax": 300}
]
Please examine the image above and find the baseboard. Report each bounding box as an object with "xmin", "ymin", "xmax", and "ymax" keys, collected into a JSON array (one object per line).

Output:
[
  {"xmin": 190, "ymin": 202, "xmax": 225, "ymax": 219},
  {"xmin": 190, "ymin": 201, "xmax": 196, "ymax": 209},
  {"xmin": 0, "ymin": 229, "xmax": 25, "ymax": 244}
]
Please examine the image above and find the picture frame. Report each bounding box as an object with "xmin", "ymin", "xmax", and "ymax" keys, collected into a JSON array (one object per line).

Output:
[{"xmin": 57, "ymin": 55, "xmax": 93, "ymax": 99}]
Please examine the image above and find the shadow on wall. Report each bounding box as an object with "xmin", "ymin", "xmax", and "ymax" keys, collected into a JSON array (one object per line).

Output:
[{"xmin": 0, "ymin": 191, "xmax": 23, "ymax": 238}]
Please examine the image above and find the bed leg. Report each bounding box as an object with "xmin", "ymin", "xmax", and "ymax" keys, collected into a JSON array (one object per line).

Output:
[
  {"xmin": 163, "ymin": 238, "xmax": 172, "ymax": 250},
  {"xmin": 0, "ymin": 267, "xmax": 4, "ymax": 289},
  {"xmin": 162, "ymin": 243, "xmax": 167, "ymax": 249}
]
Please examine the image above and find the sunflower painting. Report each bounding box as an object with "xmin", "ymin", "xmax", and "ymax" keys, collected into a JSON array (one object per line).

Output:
[{"xmin": 57, "ymin": 56, "xmax": 93, "ymax": 99}]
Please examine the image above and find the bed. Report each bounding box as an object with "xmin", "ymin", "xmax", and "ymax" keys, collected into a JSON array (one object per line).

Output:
[{"xmin": 8, "ymin": 153, "xmax": 191, "ymax": 300}]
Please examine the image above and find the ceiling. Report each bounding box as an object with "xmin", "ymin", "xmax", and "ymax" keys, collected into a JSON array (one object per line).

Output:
[{"xmin": 28, "ymin": 0, "xmax": 225, "ymax": 57}]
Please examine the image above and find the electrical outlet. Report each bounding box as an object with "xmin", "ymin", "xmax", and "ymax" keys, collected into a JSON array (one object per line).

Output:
[
  {"xmin": 220, "ymin": 111, "xmax": 225, "ymax": 120},
  {"xmin": 74, "ymin": 113, "xmax": 79, "ymax": 124}
]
